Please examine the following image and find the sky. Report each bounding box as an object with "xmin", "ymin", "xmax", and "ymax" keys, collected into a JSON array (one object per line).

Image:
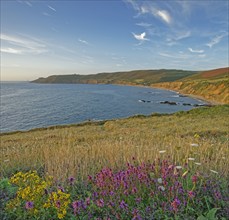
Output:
[{"xmin": 1, "ymin": 0, "xmax": 229, "ymax": 81}]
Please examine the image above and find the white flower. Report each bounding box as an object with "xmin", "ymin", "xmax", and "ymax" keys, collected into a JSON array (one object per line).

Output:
[
  {"xmin": 190, "ymin": 143, "xmax": 199, "ymax": 147},
  {"xmin": 158, "ymin": 186, "xmax": 165, "ymax": 191},
  {"xmin": 159, "ymin": 150, "xmax": 166, "ymax": 154},
  {"xmin": 157, "ymin": 178, "xmax": 163, "ymax": 184},
  {"xmin": 188, "ymin": 158, "xmax": 195, "ymax": 161},
  {"xmin": 175, "ymin": 166, "xmax": 182, "ymax": 169},
  {"xmin": 195, "ymin": 162, "xmax": 201, "ymax": 166},
  {"xmin": 210, "ymin": 169, "xmax": 218, "ymax": 174}
]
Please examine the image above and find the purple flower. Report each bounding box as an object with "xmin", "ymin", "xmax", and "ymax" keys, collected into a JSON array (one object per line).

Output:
[
  {"xmin": 188, "ymin": 190, "xmax": 195, "ymax": 199},
  {"xmin": 171, "ymin": 198, "xmax": 181, "ymax": 212},
  {"xmin": 25, "ymin": 201, "xmax": 34, "ymax": 210},
  {"xmin": 56, "ymin": 200, "xmax": 61, "ymax": 208},
  {"xmin": 135, "ymin": 197, "xmax": 142, "ymax": 204},
  {"xmin": 68, "ymin": 176, "xmax": 75, "ymax": 185},
  {"xmin": 58, "ymin": 186, "xmax": 65, "ymax": 192},
  {"xmin": 132, "ymin": 187, "xmax": 137, "ymax": 194},
  {"xmin": 119, "ymin": 200, "xmax": 128, "ymax": 209},
  {"xmin": 96, "ymin": 199, "xmax": 104, "ymax": 207}
]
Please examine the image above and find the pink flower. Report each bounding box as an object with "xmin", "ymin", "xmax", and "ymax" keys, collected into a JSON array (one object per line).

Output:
[
  {"xmin": 96, "ymin": 199, "xmax": 104, "ymax": 207},
  {"xmin": 171, "ymin": 198, "xmax": 181, "ymax": 212},
  {"xmin": 25, "ymin": 201, "xmax": 34, "ymax": 210},
  {"xmin": 188, "ymin": 191, "xmax": 195, "ymax": 199},
  {"xmin": 191, "ymin": 175, "xmax": 198, "ymax": 184}
]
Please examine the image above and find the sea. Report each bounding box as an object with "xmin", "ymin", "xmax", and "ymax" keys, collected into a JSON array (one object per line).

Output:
[{"xmin": 0, "ymin": 82, "xmax": 205, "ymax": 133}]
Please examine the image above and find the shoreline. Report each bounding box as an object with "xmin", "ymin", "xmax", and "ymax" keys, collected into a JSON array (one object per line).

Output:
[{"xmin": 1, "ymin": 83, "xmax": 221, "ymax": 135}]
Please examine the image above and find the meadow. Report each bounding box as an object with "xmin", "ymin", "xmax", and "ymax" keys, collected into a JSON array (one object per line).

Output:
[{"xmin": 1, "ymin": 105, "xmax": 229, "ymax": 219}]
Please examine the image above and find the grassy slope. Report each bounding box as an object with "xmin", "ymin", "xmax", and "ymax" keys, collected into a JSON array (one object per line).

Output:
[
  {"xmin": 1, "ymin": 105, "xmax": 228, "ymax": 181},
  {"xmin": 32, "ymin": 69, "xmax": 197, "ymax": 86},
  {"xmin": 152, "ymin": 67, "xmax": 229, "ymax": 104}
]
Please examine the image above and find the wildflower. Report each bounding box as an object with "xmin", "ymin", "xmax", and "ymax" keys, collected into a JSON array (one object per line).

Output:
[
  {"xmin": 210, "ymin": 169, "xmax": 218, "ymax": 174},
  {"xmin": 157, "ymin": 178, "xmax": 163, "ymax": 184},
  {"xmin": 188, "ymin": 191, "xmax": 195, "ymax": 199},
  {"xmin": 188, "ymin": 158, "xmax": 195, "ymax": 161},
  {"xmin": 190, "ymin": 143, "xmax": 199, "ymax": 147},
  {"xmin": 175, "ymin": 166, "xmax": 182, "ymax": 169},
  {"xmin": 132, "ymin": 187, "xmax": 137, "ymax": 194},
  {"xmin": 171, "ymin": 198, "xmax": 181, "ymax": 212},
  {"xmin": 120, "ymin": 200, "xmax": 128, "ymax": 209},
  {"xmin": 158, "ymin": 186, "xmax": 165, "ymax": 191},
  {"xmin": 68, "ymin": 176, "xmax": 75, "ymax": 185},
  {"xmin": 135, "ymin": 198, "xmax": 142, "ymax": 204},
  {"xmin": 192, "ymin": 175, "xmax": 198, "ymax": 184},
  {"xmin": 25, "ymin": 201, "xmax": 34, "ymax": 210},
  {"xmin": 132, "ymin": 208, "xmax": 142, "ymax": 220},
  {"xmin": 96, "ymin": 199, "xmax": 104, "ymax": 207},
  {"xmin": 159, "ymin": 150, "xmax": 166, "ymax": 154}
]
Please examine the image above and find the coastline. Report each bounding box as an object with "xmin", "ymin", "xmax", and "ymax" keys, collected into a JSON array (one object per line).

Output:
[{"xmin": 1, "ymin": 82, "xmax": 220, "ymax": 135}]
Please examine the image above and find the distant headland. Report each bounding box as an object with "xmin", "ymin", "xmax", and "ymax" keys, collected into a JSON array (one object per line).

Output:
[{"xmin": 32, "ymin": 67, "xmax": 229, "ymax": 104}]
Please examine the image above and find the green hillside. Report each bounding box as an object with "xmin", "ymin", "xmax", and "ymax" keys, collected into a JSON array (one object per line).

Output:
[{"xmin": 31, "ymin": 69, "xmax": 197, "ymax": 85}]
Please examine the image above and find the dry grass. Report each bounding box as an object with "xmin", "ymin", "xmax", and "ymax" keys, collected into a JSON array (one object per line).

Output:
[{"xmin": 1, "ymin": 105, "xmax": 228, "ymax": 181}]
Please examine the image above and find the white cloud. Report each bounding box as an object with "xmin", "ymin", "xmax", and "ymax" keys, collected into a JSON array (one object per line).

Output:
[
  {"xmin": 132, "ymin": 32, "xmax": 149, "ymax": 41},
  {"xmin": 48, "ymin": 5, "xmax": 56, "ymax": 12},
  {"xmin": 0, "ymin": 48, "xmax": 22, "ymax": 54},
  {"xmin": 156, "ymin": 10, "xmax": 171, "ymax": 24},
  {"xmin": 78, "ymin": 38, "xmax": 89, "ymax": 45},
  {"xmin": 126, "ymin": 1, "xmax": 172, "ymax": 25},
  {"xmin": 206, "ymin": 33, "xmax": 228, "ymax": 48},
  {"xmin": 0, "ymin": 34, "xmax": 48, "ymax": 55},
  {"xmin": 198, "ymin": 54, "xmax": 206, "ymax": 58},
  {"xmin": 188, "ymin": 48, "xmax": 204, "ymax": 53}
]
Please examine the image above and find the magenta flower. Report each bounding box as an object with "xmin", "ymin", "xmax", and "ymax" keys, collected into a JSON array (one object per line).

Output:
[
  {"xmin": 171, "ymin": 198, "xmax": 181, "ymax": 212},
  {"xmin": 25, "ymin": 201, "xmax": 34, "ymax": 210},
  {"xmin": 188, "ymin": 190, "xmax": 195, "ymax": 199},
  {"xmin": 192, "ymin": 175, "xmax": 198, "ymax": 184},
  {"xmin": 119, "ymin": 200, "xmax": 128, "ymax": 209},
  {"xmin": 96, "ymin": 199, "xmax": 104, "ymax": 207}
]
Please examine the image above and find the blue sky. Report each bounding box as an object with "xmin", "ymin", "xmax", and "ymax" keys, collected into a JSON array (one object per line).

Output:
[{"xmin": 1, "ymin": 0, "xmax": 228, "ymax": 81}]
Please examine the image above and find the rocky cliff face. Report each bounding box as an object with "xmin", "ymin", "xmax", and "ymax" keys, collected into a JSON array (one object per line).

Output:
[{"xmin": 152, "ymin": 80, "xmax": 229, "ymax": 104}]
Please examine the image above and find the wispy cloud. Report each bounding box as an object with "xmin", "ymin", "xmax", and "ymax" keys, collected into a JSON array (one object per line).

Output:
[
  {"xmin": 136, "ymin": 22, "xmax": 152, "ymax": 27},
  {"xmin": 0, "ymin": 48, "xmax": 22, "ymax": 54},
  {"xmin": 126, "ymin": 1, "xmax": 172, "ymax": 25},
  {"xmin": 0, "ymin": 34, "xmax": 48, "ymax": 55},
  {"xmin": 48, "ymin": 5, "xmax": 56, "ymax": 12},
  {"xmin": 188, "ymin": 48, "xmax": 204, "ymax": 53},
  {"xmin": 156, "ymin": 10, "xmax": 171, "ymax": 24},
  {"xmin": 78, "ymin": 38, "xmax": 89, "ymax": 45},
  {"xmin": 43, "ymin": 12, "xmax": 51, "ymax": 17},
  {"xmin": 132, "ymin": 32, "xmax": 149, "ymax": 41},
  {"xmin": 206, "ymin": 33, "xmax": 228, "ymax": 48},
  {"xmin": 158, "ymin": 52, "xmax": 189, "ymax": 59}
]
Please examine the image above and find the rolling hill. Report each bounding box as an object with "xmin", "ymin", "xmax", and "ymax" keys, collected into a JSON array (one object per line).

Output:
[
  {"xmin": 31, "ymin": 69, "xmax": 197, "ymax": 86},
  {"xmin": 31, "ymin": 67, "xmax": 229, "ymax": 104}
]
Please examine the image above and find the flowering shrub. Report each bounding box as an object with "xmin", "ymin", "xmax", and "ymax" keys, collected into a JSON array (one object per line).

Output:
[
  {"xmin": 2, "ymin": 159, "xmax": 228, "ymax": 219},
  {"xmin": 4, "ymin": 171, "xmax": 70, "ymax": 219}
]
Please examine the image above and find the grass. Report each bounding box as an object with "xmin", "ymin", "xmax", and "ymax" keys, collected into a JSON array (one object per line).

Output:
[
  {"xmin": 1, "ymin": 104, "xmax": 229, "ymax": 219},
  {"xmin": 1, "ymin": 105, "xmax": 228, "ymax": 182}
]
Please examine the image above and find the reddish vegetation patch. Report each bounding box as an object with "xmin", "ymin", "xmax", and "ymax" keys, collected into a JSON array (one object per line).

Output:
[{"xmin": 201, "ymin": 67, "xmax": 229, "ymax": 78}]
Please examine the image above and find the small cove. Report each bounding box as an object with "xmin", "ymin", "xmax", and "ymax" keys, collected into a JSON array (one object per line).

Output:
[{"xmin": 0, "ymin": 82, "xmax": 206, "ymax": 132}]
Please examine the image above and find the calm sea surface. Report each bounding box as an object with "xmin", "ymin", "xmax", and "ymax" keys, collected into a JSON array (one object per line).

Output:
[{"xmin": 0, "ymin": 82, "xmax": 205, "ymax": 132}]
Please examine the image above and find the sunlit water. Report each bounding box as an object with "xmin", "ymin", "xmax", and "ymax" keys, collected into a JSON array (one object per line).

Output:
[{"xmin": 0, "ymin": 82, "xmax": 205, "ymax": 132}]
